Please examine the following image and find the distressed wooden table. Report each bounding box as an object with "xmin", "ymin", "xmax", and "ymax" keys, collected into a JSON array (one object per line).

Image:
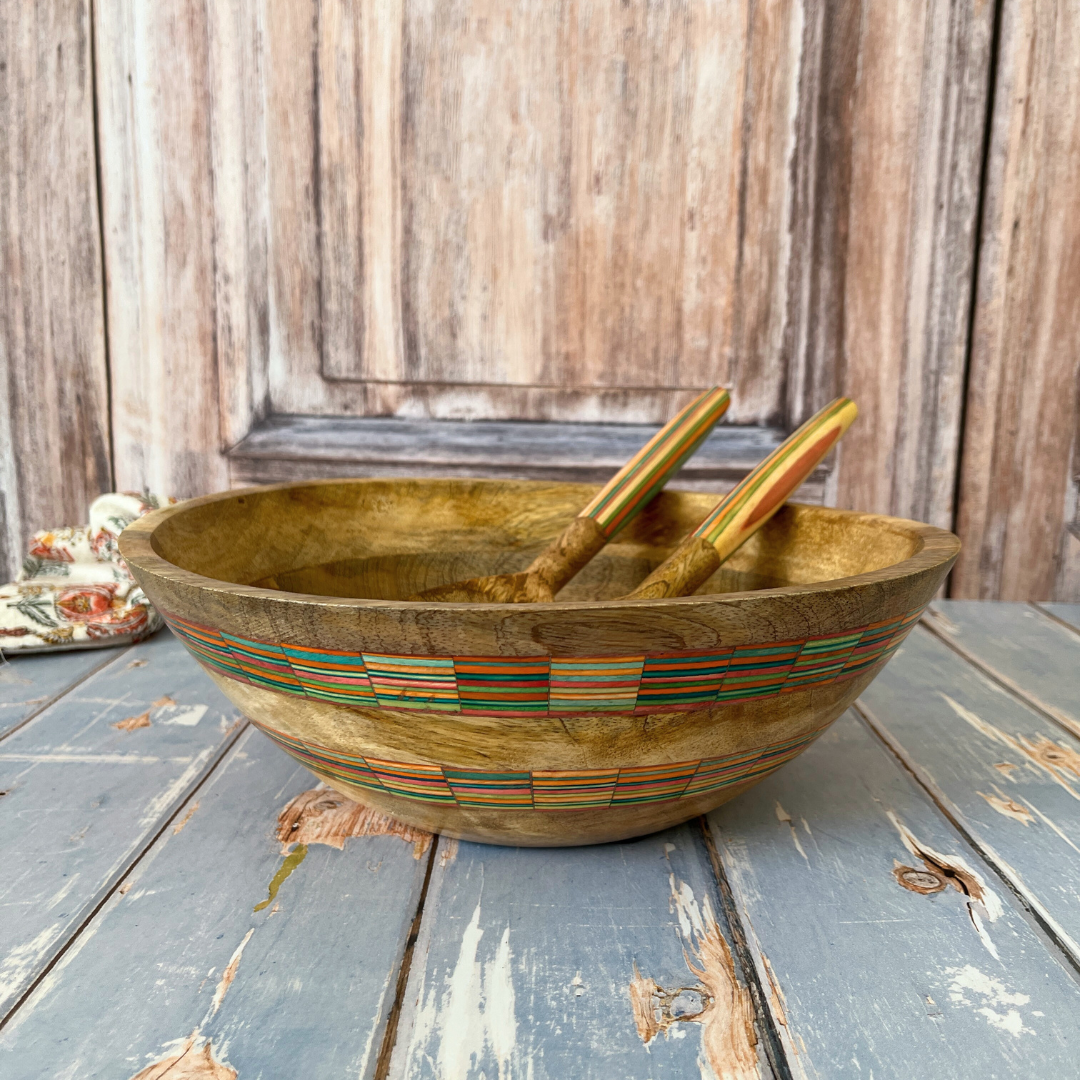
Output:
[{"xmin": 1, "ymin": 601, "xmax": 1078, "ymax": 1079}]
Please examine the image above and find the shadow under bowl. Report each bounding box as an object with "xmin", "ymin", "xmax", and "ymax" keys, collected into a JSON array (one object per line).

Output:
[{"xmin": 119, "ymin": 478, "xmax": 959, "ymax": 846}]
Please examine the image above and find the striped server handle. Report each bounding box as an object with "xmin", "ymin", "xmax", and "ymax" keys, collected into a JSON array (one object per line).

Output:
[
  {"xmin": 627, "ymin": 397, "xmax": 858, "ymax": 600},
  {"xmin": 579, "ymin": 385, "xmax": 731, "ymax": 538}
]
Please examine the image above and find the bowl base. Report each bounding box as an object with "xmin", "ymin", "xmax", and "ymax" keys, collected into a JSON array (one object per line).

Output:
[{"xmin": 311, "ymin": 773, "xmax": 766, "ymax": 847}]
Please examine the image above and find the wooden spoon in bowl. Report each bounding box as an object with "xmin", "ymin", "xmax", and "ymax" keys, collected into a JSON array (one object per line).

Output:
[
  {"xmin": 410, "ymin": 386, "xmax": 731, "ymax": 603},
  {"xmin": 624, "ymin": 397, "xmax": 858, "ymax": 600}
]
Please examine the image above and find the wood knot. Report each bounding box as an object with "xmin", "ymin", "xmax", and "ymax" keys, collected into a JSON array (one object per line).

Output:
[{"xmin": 894, "ymin": 865, "xmax": 948, "ymax": 894}]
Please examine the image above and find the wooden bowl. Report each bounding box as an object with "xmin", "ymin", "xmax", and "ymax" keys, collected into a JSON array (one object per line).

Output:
[{"xmin": 120, "ymin": 479, "xmax": 959, "ymax": 846}]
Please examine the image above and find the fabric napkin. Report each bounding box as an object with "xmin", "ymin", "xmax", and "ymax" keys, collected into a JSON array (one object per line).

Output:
[{"xmin": 0, "ymin": 492, "xmax": 174, "ymax": 653}]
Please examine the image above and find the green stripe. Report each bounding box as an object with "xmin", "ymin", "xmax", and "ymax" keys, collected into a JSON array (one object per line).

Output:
[{"xmin": 586, "ymin": 389, "xmax": 728, "ymax": 532}]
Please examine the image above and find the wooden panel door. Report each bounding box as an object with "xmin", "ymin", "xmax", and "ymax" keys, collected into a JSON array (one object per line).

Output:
[
  {"xmin": 91, "ymin": 0, "xmax": 991, "ymax": 531},
  {"xmin": 14, "ymin": 0, "xmax": 1080, "ymax": 601},
  {"xmin": 258, "ymin": 0, "xmax": 799, "ymax": 427}
]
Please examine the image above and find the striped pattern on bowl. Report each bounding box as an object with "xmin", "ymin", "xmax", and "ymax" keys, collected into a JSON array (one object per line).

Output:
[
  {"xmin": 249, "ymin": 716, "xmax": 825, "ymax": 811},
  {"xmin": 164, "ymin": 606, "xmax": 923, "ymax": 718}
]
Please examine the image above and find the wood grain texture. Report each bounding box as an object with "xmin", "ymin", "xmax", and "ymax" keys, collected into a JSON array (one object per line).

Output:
[
  {"xmin": 0, "ymin": 633, "xmax": 243, "ymax": 1020},
  {"xmin": 119, "ymin": 479, "xmax": 956, "ymax": 844},
  {"xmin": 30, "ymin": 0, "xmax": 1080, "ymax": 605},
  {"xmin": 708, "ymin": 709, "xmax": 1080, "ymax": 1077},
  {"xmin": 259, "ymin": 0, "xmax": 805, "ymax": 424},
  {"xmin": 4, "ymin": 601, "xmax": 1080, "ymax": 1075},
  {"xmin": 0, "ymin": 727, "xmax": 429, "ymax": 1080},
  {"xmin": 0, "ymin": 647, "xmax": 120, "ymax": 741},
  {"xmin": 389, "ymin": 826, "xmax": 768, "ymax": 1079},
  {"xmin": 1056, "ymin": 523, "xmax": 1080, "ymax": 602},
  {"xmin": 859, "ymin": 623, "xmax": 1080, "ymax": 966},
  {"xmin": 826, "ymin": 0, "xmax": 994, "ymax": 530},
  {"xmin": 94, "ymin": 0, "xmax": 271, "ymax": 495},
  {"xmin": 80, "ymin": 0, "xmax": 1002, "ymax": 552},
  {"xmin": 0, "ymin": 2, "xmax": 111, "ymax": 580},
  {"xmin": 412, "ymin": 387, "xmax": 730, "ymax": 602},
  {"xmin": 953, "ymin": 0, "xmax": 1080, "ymax": 599},
  {"xmin": 94, "ymin": 1, "xmax": 226, "ymax": 499},
  {"xmin": 226, "ymin": 415, "xmax": 832, "ymax": 502},
  {"xmin": 206, "ymin": 0, "xmax": 271, "ymax": 448}
]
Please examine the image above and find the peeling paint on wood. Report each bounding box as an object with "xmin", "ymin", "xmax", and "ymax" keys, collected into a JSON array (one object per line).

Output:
[
  {"xmin": 924, "ymin": 603, "xmax": 1080, "ymax": 738},
  {"xmin": 0, "ymin": 726, "xmax": 430, "ymax": 1077},
  {"xmin": 0, "ymin": 651, "xmax": 113, "ymax": 740},
  {"xmin": 154, "ymin": 704, "xmax": 209, "ymax": 728},
  {"xmin": 437, "ymin": 837, "xmax": 459, "ymax": 867},
  {"xmin": 628, "ymin": 963, "xmax": 662, "ymax": 1044},
  {"xmin": 128, "ymin": 1036, "xmax": 236, "ymax": 1080},
  {"xmin": 887, "ymin": 809, "xmax": 1003, "ymax": 957},
  {"xmin": 390, "ymin": 826, "xmax": 748, "ymax": 1078},
  {"xmin": 114, "ymin": 711, "xmax": 151, "ymax": 732},
  {"xmin": 668, "ymin": 876, "xmax": 758, "ymax": 1080},
  {"xmin": 10, "ymin": 606, "xmax": 1080, "ymax": 1075},
  {"xmin": 859, "ymin": 624, "xmax": 1080, "ymax": 965},
  {"xmin": 0, "ymin": 635, "xmax": 243, "ymax": 1019},
  {"xmin": 173, "ymin": 801, "xmax": 201, "ymax": 835},
  {"xmin": 940, "ymin": 694, "xmax": 1080, "ymax": 800},
  {"xmin": 945, "ymin": 965, "xmax": 1035, "ymax": 1040},
  {"xmin": 773, "ymin": 802, "xmax": 808, "ymax": 862},
  {"xmin": 209, "ymin": 929, "xmax": 253, "ymax": 1016},
  {"xmin": 978, "ymin": 791, "xmax": 1034, "ymax": 825},
  {"xmin": 276, "ymin": 785, "xmax": 432, "ymax": 858},
  {"xmin": 708, "ymin": 709, "xmax": 1080, "ymax": 1076}
]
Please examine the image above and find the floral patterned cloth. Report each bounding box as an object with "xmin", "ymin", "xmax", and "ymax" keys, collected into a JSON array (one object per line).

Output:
[{"xmin": 0, "ymin": 492, "xmax": 174, "ymax": 653}]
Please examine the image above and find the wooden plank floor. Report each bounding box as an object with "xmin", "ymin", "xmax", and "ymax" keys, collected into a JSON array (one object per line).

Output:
[
  {"xmin": 0, "ymin": 647, "xmax": 118, "ymax": 740},
  {"xmin": 1, "ymin": 602, "xmax": 1079, "ymax": 1079}
]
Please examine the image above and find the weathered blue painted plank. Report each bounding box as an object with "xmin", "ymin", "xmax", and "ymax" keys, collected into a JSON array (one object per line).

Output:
[
  {"xmin": 1039, "ymin": 603, "xmax": 1080, "ymax": 635},
  {"xmin": 0, "ymin": 633, "xmax": 243, "ymax": 1018},
  {"xmin": 389, "ymin": 825, "xmax": 769, "ymax": 1080},
  {"xmin": 859, "ymin": 624, "xmax": 1080, "ymax": 965},
  {"xmin": 0, "ymin": 728, "xmax": 430, "ymax": 1080},
  {"xmin": 925, "ymin": 601, "xmax": 1080, "ymax": 737},
  {"xmin": 708, "ymin": 709, "xmax": 1080, "ymax": 1080},
  {"xmin": 0, "ymin": 647, "xmax": 123, "ymax": 739}
]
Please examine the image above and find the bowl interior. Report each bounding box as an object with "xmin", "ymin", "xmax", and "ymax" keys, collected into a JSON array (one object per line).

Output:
[{"xmin": 147, "ymin": 480, "xmax": 921, "ymax": 602}]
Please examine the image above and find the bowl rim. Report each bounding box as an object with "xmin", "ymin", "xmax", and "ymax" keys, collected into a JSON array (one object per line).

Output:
[{"xmin": 118, "ymin": 477, "xmax": 961, "ymax": 614}]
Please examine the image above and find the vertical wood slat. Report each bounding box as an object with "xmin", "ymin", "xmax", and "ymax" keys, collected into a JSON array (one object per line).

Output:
[
  {"xmin": 94, "ymin": 2, "xmax": 224, "ymax": 498},
  {"xmin": 95, "ymin": 0, "xmax": 272, "ymax": 499},
  {"xmin": 206, "ymin": 0, "xmax": 271, "ymax": 448},
  {"xmin": 0, "ymin": 3, "xmax": 111, "ymax": 580},
  {"xmin": 788, "ymin": 0, "xmax": 994, "ymax": 531},
  {"xmin": 317, "ymin": 0, "xmax": 405, "ymax": 388},
  {"xmin": 953, "ymin": 0, "xmax": 1080, "ymax": 600}
]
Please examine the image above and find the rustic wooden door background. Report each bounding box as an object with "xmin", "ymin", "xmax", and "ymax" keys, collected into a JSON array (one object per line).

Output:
[{"xmin": 2, "ymin": 1, "xmax": 1078, "ymax": 599}]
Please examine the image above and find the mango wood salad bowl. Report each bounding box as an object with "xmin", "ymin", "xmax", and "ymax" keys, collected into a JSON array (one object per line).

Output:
[{"xmin": 120, "ymin": 479, "xmax": 959, "ymax": 846}]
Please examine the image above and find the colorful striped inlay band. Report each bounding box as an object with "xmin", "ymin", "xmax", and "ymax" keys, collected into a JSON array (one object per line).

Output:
[
  {"xmin": 163, "ymin": 605, "xmax": 923, "ymax": 717},
  {"xmin": 250, "ymin": 717, "xmax": 824, "ymax": 811}
]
